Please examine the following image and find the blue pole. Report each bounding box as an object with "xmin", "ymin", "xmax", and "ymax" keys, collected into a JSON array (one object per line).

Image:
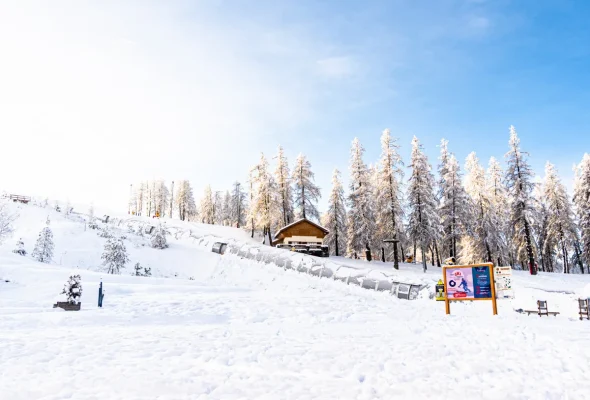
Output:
[{"xmin": 98, "ymin": 281, "xmax": 104, "ymax": 308}]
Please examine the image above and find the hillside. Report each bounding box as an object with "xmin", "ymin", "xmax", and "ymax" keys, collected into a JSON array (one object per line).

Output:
[{"xmin": 1, "ymin": 200, "xmax": 590, "ymax": 399}]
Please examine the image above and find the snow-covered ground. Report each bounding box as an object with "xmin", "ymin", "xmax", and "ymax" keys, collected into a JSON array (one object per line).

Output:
[{"xmin": 2, "ymin": 200, "xmax": 590, "ymax": 399}]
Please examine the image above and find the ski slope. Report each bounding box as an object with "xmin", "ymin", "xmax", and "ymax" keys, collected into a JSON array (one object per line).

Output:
[{"xmin": 1, "ymin": 200, "xmax": 590, "ymax": 399}]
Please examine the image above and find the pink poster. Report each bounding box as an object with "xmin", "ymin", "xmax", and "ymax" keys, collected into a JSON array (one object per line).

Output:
[{"xmin": 445, "ymin": 268, "xmax": 475, "ymax": 299}]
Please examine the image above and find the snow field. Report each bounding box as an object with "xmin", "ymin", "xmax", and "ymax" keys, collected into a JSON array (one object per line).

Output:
[{"xmin": 2, "ymin": 201, "xmax": 590, "ymax": 399}]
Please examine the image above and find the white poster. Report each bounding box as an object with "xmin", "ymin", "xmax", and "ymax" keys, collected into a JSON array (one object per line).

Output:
[{"xmin": 494, "ymin": 266, "xmax": 514, "ymax": 299}]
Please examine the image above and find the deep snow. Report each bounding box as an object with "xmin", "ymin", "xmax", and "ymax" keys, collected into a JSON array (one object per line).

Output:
[{"xmin": 1, "ymin": 200, "xmax": 590, "ymax": 399}]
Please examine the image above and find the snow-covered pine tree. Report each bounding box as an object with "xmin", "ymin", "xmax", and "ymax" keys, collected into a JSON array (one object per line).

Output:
[
  {"xmin": 101, "ymin": 237, "xmax": 129, "ymax": 274},
  {"xmin": 155, "ymin": 180, "xmax": 169, "ymax": 218},
  {"xmin": 150, "ymin": 224, "xmax": 168, "ymax": 249},
  {"xmin": 573, "ymin": 154, "xmax": 590, "ymax": 272},
  {"xmin": 230, "ymin": 181, "xmax": 247, "ymax": 228},
  {"xmin": 542, "ymin": 162, "xmax": 579, "ymax": 273},
  {"xmin": 374, "ymin": 129, "xmax": 404, "ymax": 268},
  {"xmin": 222, "ymin": 191, "xmax": 231, "ymax": 226},
  {"xmin": 406, "ymin": 136, "xmax": 440, "ymax": 272},
  {"xmin": 213, "ymin": 191, "xmax": 224, "ymax": 225},
  {"xmin": 61, "ymin": 274, "xmax": 82, "ymax": 304},
  {"xmin": 464, "ymin": 152, "xmax": 497, "ymax": 263},
  {"xmin": 246, "ymin": 168, "xmax": 257, "ymax": 238},
  {"xmin": 200, "ymin": 185, "xmax": 215, "ymax": 224},
  {"xmin": 292, "ymin": 153, "xmax": 321, "ymax": 221},
  {"xmin": 437, "ymin": 139, "xmax": 450, "ymax": 200},
  {"xmin": 534, "ymin": 181, "xmax": 552, "ymax": 272},
  {"xmin": 135, "ymin": 182, "xmax": 146, "ymax": 216},
  {"xmin": 274, "ymin": 145, "xmax": 294, "ymax": 227},
  {"xmin": 439, "ymin": 154, "xmax": 472, "ymax": 262},
  {"xmin": 324, "ymin": 169, "xmax": 347, "ymax": 256},
  {"xmin": 486, "ymin": 157, "xmax": 510, "ymax": 266},
  {"xmin": 175, "ymin": 180, "xmax": 196, "ymax": 221},
  {"xmin": 504, "ymin": 125, "xmax": 538, "ymax": 274},
  {"xmin": 13, "ymin": 238, "xmax": 26, "ymax": 255},
  {"xmin": 169, "ymin": 181, "xmax": 175, "ymax": 218},
  {"xmin": 252, "ymin": 153, "xmax": 278, "ymax": 245},
  {"xmin": 32, "ymin": 220, "xmax": 54, "ymax": 263},
  {"xmin": 346, "ymin": 138, "xmax": 376, "ymax": 260}
]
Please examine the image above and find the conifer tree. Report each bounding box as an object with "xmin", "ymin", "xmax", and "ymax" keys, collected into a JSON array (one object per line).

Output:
[
  {"xmin": 292, "ymin": 153, "xmax": 321, "ymax": 221},
  {"xmin": 200, "ymin": 185, "xmax": 215, "ymax": 224},
  {"xmin": 543, "ymin": 162, "xmax": 578, "ymax": 273},
  {"xmin": 439, "ymin": 154, "xmax": 472, "ymax": 261},
  {"xmin": 175, "ymin": 180, "xmax": 196, "ymax": 221},
  {"xmin": 324, "ymin": 169, "xmax": 347, "ymax": 256},
  {"xmin": 406, "ymin": 136, "xmax": 440, "ymax": 272},
  {"xmin": 252, "ymin": 153, "xmax": 278, "ymax": 245},
  {"xmin": 222, "ymin": 191, "xmax": 232, "ymax": 226},
  {"xmin": 274, "ymin": 146, "xmax": 294, "ymax": 227},
  {"xmin": 102, "ymin": 237, "xmax": 129, "ymax": 274},
  {"xmin": 487, "ymin": 157, "xmax": 510, "ymax": 266},
  {"xmin": 505, "ymin": 125, "xmax": 538, "ymax": 274},
  {"xmin": 374, "ymin": 129, "xmax": 404, "ymax": 268},
  {"xmin": 573, "ymin": 154, "xmax": 590, "ymax": 272},
  {"xmin": 346, "ymin": 138, "xmax": 376, "ymax": 259},
  {"xmin": 13, "ymin": 238, "xmax": 26, "ymax": 256},
  {"xmin": 213, "ymin": 191, "xmax": 223, "ymax": 225},
  {"xmin": 32, "ymin": 219, "xmax": 54, "ymax": 263},
  {"xmin": 464, "ymin": 152, "xmax": 497, "ymax": 263},
  {"xmin": 150, "ymin": 224, "xmax": 168, "ymax": 249},
  {"xmin": 61, "ymin": 275, "xmax": 82, "ymax": 304},
  {"xmin": 230, "ymin": 181, "xmax": 247, "ymax": 228}
]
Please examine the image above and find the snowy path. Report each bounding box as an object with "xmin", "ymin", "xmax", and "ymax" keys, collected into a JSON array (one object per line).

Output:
[{"xmin": 2, "ymin": 254, "xmax": 590, "ymax": 399}]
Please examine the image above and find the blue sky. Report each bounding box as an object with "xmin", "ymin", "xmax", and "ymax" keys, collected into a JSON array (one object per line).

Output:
[{"xmin": 0, "ymin": 0, "xmax": 588, "ymax": 211}]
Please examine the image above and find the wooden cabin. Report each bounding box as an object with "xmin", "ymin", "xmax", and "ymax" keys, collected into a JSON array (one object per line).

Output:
[{"xmin": 272, "ymin": 218, "xmax": 329, "ymax": 246}]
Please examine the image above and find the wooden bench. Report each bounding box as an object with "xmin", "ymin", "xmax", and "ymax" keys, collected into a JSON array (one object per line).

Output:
[
  {"xmin": 579, "ymin": 299, "xmax": 590, "ymax": 320},
  {"xmin": 524, "ymin": 300, "xmax": 559, "ymax": 317}
]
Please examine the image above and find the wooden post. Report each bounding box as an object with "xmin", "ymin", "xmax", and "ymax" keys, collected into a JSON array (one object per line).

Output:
[
  {"xmin": 490, "ymin": 265, "xmax": 498, "ymax": 315},
  {"xmin": 443, "ymin": 266, "xmax": 451, "ymax": 315}
]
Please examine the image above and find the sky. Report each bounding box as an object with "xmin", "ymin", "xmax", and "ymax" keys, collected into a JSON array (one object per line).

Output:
[{"xmin": 1, "ymin": 0, "xmax": 589, "ymax": 213}]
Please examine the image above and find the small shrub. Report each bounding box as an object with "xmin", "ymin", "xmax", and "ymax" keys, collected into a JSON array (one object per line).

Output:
[{"xmin": 61, "ymin": 275, "xmax": 82, "ymax": 304}]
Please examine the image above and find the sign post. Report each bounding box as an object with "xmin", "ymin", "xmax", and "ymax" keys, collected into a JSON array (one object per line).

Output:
[{"xmin": 443, "ymin": 263, "xmax": 497, "ymax": 315}]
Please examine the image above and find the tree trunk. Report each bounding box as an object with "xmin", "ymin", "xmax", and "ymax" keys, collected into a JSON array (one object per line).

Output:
[
  {"xmin": 381, "ymin": 247, "xmax": 385, "ymax": 262},
  {"xmin": 413, "ymin": 240, "xmax": 417, "ymax": 262},
  {"xmin": 430, "ymin": 245, "xmax": 435, "ymax": 267},
  {"xmin": 435, "ymin": 242, "xmax": 441, "ymax": 267},
  {"xmin": 365, "ymin": 243, "xmax": 372, "ymax": 262},
  {"xmin": 334, "ymin": 232, "xmax": 339, "ymax": 257},
  {"xmin": 393, "ymin": 241, "xmax": 400, "ymax": 270},
  {"xmin": 523, "ymin": 217, "xmax": 537, "ymax": 275},
  {"xmin": 421, "ymin": 246, "xmax": 427, "ymax": 272}
]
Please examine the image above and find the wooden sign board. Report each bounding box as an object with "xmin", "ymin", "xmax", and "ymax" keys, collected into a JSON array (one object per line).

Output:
[{"xmin": 442, "ymin": 263, "xmax": 498, "ymax": 315}]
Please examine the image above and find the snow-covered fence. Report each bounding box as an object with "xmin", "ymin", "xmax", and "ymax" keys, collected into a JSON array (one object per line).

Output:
[{"xmin": 220, "ymin": 240, "xmax": 427, "ymax": 300}]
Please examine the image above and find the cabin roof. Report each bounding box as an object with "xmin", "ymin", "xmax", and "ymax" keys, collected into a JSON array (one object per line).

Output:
[{"xmin": 273, "ymin": 218, "xmax": 329, "ymax": 239}]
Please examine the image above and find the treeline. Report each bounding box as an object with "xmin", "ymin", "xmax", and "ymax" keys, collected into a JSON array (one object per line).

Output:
[{"xmin": 129, "ymin": 125, "xmax": 590, "ymax": 275}]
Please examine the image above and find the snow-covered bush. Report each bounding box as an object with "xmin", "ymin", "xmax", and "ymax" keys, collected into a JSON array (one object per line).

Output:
[
  {"xmin": 98, "ymin": 227, "xmax": 113, "ymax": 238},
  {"xmin": 133, "ymin": 262, "xmax": 152, "ymax": 277},
  {"xmin": 61, "ymin": 274, "xmax": 82, "ymax": 304},
  {"xmin": 12, "ymin": 238, "xmax": 26, "ymax": 256},
  {"xmin": 150, "ymin": 225, "xmax": 168, "ymax": 249},
  {"xmin": 0, "ymin": 204, "xmax": 16, "ymax": 244},
  {"xmin": 32, "ymin": 222, "xmax": 54, "ymax": 263},
  {"xmin": 101, "ymin": 237, "xmax": 129, "ymax": 274}
]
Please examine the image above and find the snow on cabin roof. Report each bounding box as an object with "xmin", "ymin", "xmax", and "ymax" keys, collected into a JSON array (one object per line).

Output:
[{"xmin": 273, "ymin": 218, "xmax": 329, "ymax": 239}]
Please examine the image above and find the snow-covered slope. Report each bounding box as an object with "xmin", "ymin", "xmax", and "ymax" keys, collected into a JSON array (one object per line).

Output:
[{"xmin": 2, "ymin": 200, "xmax": 590, "ymax": 399}]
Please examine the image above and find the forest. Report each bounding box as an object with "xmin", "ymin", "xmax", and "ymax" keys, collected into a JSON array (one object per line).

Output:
[{"xmin": 128, "ymin": 126, "xmax": 590, "ymax": 275}]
